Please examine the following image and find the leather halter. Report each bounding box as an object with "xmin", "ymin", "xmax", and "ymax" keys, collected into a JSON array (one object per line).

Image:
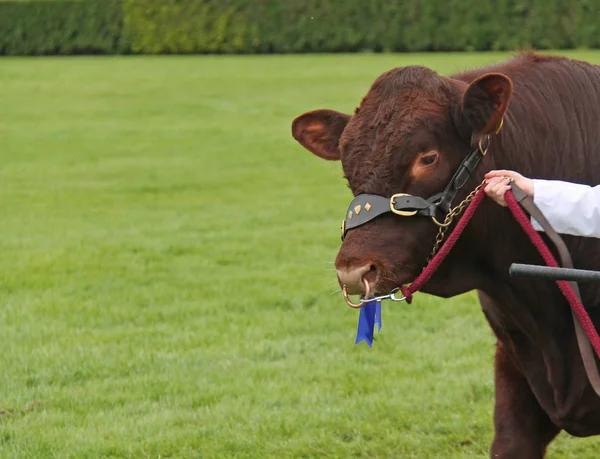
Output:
[{"xmin": 341, "ymin": 137, "xmax": 491, "ymax": 240}]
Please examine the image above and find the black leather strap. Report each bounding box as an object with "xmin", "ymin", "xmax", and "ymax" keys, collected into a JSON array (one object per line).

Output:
[
  {"xmin": 341, "ymin": 140, "xmax": 486, "ymax": 239},
  {"xmin": 342, "ymin": 194, "xmax": 439, "ymax": 239},
  {"xmin": 437, "ymin": 144, "xmax": 485, "ymax": 212},
  {"xmin": 512, "ymin": 183, "xmax": 600, "ymax": 397},
  {"xmin": 391, "ymin": 195, "xmax": 438, "ymax": 216},
  {"xmin": 343, "ymin": 194, "xmax": 390, "ymax": 236}
]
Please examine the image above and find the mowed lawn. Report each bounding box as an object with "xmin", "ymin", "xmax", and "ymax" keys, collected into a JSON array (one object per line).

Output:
[{"xmin": 2, "ymin": 51, "xmax": 600, "ymax": 458}]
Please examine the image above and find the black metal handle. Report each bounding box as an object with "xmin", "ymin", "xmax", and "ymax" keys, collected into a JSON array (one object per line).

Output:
[{"xmin": 510, "ymin": 263, "xmax": 600, "ymax": 283}]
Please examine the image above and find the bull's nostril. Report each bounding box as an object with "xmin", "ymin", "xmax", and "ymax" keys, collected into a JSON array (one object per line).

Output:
[
  {"xmin": 336, "ymin": 263, "xmax": 379, "ymax": 295},
  {"xmin": 364, "ymin": 264, "xmax": 379, "ymax": 286}
]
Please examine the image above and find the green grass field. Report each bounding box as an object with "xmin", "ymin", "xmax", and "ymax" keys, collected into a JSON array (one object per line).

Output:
[{"xmin": 2, "ymin": 51, "xmax": 600, "ymax": 458}]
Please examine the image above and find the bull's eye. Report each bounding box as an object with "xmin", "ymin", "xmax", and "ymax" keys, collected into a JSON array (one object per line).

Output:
[{"xmin": 419, "ymin": 152, "xmax": 439, "ymax": 166}]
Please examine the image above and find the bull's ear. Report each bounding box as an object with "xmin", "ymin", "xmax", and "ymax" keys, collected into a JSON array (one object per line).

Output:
[
  {"xmin": 462, "ymin": 73, "xmax": 513, "ymax": 136},
  {"xmin": 291, "ymin": 109, "xmax": 351, "ymax": 161}
]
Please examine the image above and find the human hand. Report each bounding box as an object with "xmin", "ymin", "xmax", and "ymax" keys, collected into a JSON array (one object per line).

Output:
[{"xmin": 484, "ymin": 170, "xmax": 534, "ymax": 207}]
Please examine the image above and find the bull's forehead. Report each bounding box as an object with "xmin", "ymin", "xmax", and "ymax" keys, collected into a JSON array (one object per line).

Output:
[
  {"xmin": 340, "ymin": 67, "xmax": 453, "ymax": 192},
  {"xmin": 369, "ymin": 65, "xmax": 447, "ymax": 98},
  {"xmin": 359, "ymin": 66, "xmax": 450, "ymax": 128}
]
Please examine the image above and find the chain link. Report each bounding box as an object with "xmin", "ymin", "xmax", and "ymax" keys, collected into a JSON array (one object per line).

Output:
[{"xmin": 428, "ymin": 179, "xmax": 486, "ymax": 261}]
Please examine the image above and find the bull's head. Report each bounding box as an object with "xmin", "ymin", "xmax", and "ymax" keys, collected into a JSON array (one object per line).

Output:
[{"xmin": 292, "ymin": 66, "xmax": 512, "ymax": 298}]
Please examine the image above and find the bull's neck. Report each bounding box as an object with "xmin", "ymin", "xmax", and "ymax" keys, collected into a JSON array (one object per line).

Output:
[{"xmin": 418, "ymin": 173, "xmax": 524, "ymax": 298}]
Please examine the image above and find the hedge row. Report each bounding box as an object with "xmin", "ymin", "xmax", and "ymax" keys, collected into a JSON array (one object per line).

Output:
[
  {"xmin": 0, "ymin": 1, "xmax": 127, "ymax": 55},
  {"xmin": 1, "ymin": 0, "xmax": 600, "ymax": 55}
]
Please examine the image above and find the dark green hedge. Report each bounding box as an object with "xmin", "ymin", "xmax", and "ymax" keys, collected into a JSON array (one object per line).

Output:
[
  {"xmin": 1, "ymin": 0, "xmax": 600, "ymax": 55},
  {"xmin": 0, "ymin": 0, "xmax": 127, "ymax": 55},
  {"xmin": 122, "ymin": 0, "xmax": 257, "ymax": 54},
  {"xmin": 122, "ymin": 0, "xmax": 600, "ymax": 53}
]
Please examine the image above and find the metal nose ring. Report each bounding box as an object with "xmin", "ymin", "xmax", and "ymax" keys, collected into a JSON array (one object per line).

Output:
[{"xmin": 342, "ymin": 278, "xmax": 371, "ymax": 308}]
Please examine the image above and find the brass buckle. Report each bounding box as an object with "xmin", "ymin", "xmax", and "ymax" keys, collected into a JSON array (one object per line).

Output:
[{"xmin": 390, "ymin": 193, "xmax": 418, "ymax": 217}]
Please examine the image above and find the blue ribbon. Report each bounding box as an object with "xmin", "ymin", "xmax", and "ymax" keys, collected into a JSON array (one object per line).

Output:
[{"xmin": 355, "ymin": 300, "xmax": 382, "ymax": 347}]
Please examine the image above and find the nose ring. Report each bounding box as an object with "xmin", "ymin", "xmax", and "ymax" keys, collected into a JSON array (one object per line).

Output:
[{"xmin": 342, "ymin": 278, "xmax": 371, "ymax": 308}]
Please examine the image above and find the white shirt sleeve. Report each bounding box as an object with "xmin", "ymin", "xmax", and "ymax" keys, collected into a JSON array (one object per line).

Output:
[{"xmin": 531, "ymin": 179, "xmax": 600, "ymax": 238}]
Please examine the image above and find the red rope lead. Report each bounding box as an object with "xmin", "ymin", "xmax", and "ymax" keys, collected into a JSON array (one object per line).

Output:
[
  {"xmin": 401, "ymin": 187, "xmax": 487, "ymax": 303},
  {"xmin": 505, "ymin": 191, "xmax": 600, "ymax": 359},
  {"xmin": 400, "ymin": 186, "xmax": 600, "ymax": 360}
]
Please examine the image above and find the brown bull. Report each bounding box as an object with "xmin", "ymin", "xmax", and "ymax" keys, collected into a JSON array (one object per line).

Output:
[{"xmin": 291, "ymin": 52, "xmax": 600, "ymax": 458}]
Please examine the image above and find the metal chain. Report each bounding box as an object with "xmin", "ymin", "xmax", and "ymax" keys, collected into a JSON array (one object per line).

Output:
[{"xmin": 428, "ymin": 179, "xmax": 486, "ymax": 261}]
